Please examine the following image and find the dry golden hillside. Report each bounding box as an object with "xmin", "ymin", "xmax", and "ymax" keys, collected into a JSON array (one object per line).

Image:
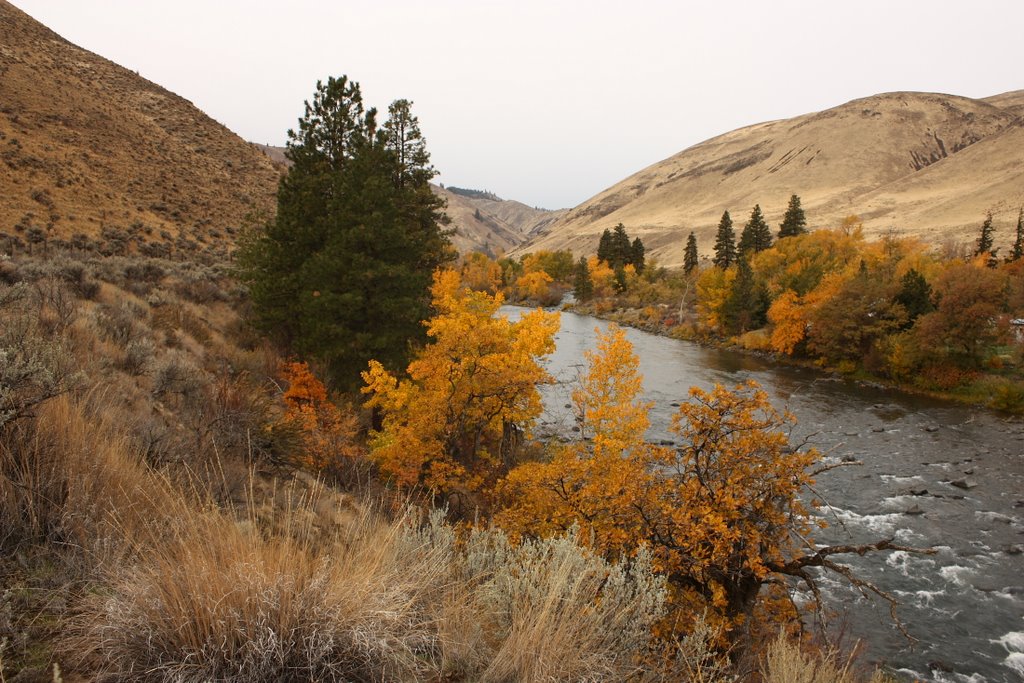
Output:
[
  {"xmin": 0, "ymin": 0, "xmax": 280, "ymax": 259},
  {"xmin": 522, "ymin": 91, "xmax": 1024, "ymax": 267},
  {"xmin": 435, "ymin": 185, "xmax": 565, "ymax": 256}
]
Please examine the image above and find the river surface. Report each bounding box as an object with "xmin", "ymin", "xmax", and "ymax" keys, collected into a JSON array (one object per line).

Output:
[{"xmin": 503, "ymin": 306, "xmax": 1024, "ymax": 682}]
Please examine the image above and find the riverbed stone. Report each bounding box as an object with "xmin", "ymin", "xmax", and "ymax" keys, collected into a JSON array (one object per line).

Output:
[{"xmin": 950, "ymin": 478, "xmax": 977, "ymax": 490}]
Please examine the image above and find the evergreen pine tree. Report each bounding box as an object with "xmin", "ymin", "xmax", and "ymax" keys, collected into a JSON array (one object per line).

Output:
[
  {"xmin": 738, "ymin": 204, "xmax": 772, "ymax": 254},
  {"xmin": 723, "ymin": 256, "xmax": 769, "ymax": 334},
  {"xmin": 631, "ymin": 237, "xmax": 645, "ymax": 273},
  {"xmin": 894, "ymin": 268, "xmax": 933, "ymax": 327},
  {"xmin": 712, "ymin": 211, "xmax": 736, "ymax": 269},
  {"xmin": 611, "ymin": 223, "xmax": 631, "ymax": 267},
  {"xmin": 597, "ymin": 228, "xmax": 614, "ymax": 264},
  {"xmin": 777, "ymin": 194, "xmax": 807, "ymax": 239},
  {"xmin": 975, "ymin": 211, "xmax": 995, "ymax": 258},
  {"xmin": 238, "ymin": 76, "xmax": 452, "ymax": 389},
  {"xmin": 613, "ymin": 264, "xmax": 628, "ymax": 292},
  {"xmin": 684, "ymin": 232, "xmax": 699, "ymax": 274},
  {"xmin": 1010, "ymin": 207, "xmax": 1024, "ymax": 262},
  {"xmin": 573, "ymin": 256, "xmax": 594, "ymax": 301}
]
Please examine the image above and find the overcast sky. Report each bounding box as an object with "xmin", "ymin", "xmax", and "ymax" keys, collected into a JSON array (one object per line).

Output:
[{"xmin": 14, "ymin": 1, "xmax": 1024, "ymax": 209}]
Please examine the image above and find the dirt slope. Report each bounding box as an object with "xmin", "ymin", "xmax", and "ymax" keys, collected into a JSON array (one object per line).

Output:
[{"xmin": 0, "ymin": 0, "xmax": 280, "ymax": 258}]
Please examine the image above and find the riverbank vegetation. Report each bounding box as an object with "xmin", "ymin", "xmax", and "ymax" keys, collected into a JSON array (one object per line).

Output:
[
  {"xmin": 0, "ymin": 252, "xmax": 909, "ymax": 680},
  {"xmin": 494, "ymin": 206, "xmax": 1024, "ymax": 413}
]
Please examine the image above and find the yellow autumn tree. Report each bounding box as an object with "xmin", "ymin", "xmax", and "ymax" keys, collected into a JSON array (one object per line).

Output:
[
  {"xmin": 514, "ymin": 269, "xmax": 557, "ymax": 304},
  {"xmin": 461, "ymin": 251, "xmax": 503, "ymax": 293},
  {"xmin": 586, "ymin": 255, "xmax": 617, "ymax": 298},
  {"xmin": 497, "ymin": 324, "xmax": 660, "ymax": 552},
  {"xmin": 766, "ymin": 289, "xmax": 806, "ymax": 354},
  {"xmin": 497, "ymin": 328, "xmax": 918, "ymax": 646},
  {"xmin": 278, "ymin": 361, "xmax": 361, "ymax": 473},
  {"xmin": 362, "ymin": 269, "xmax": 559, "ymax": 502},
  {"xmin": 696, "ymin": 266, "xmax": 736, "ymax": 333}
]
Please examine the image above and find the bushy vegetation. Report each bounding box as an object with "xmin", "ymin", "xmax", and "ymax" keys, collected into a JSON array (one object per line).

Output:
[
  {"xmin": 1, "ymin": 249, "xmax": 903, "ymax": 681},
  {"xmin": 487, "ymin": 206, "xmax": 1024, "ymax": 412}
]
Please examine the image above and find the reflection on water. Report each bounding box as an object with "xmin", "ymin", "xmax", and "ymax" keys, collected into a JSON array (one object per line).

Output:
[{"xmin": 505, "ymin": 306, "xmax": 1024, "ymax": 682}]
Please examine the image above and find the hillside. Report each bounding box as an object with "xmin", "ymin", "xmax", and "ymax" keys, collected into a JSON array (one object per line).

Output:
[
  {"xmin": 0, "ymin": 0, "xmax": 280, "ymax": 259},
  {"xmin": 521, "ymin": 91, "xmax": 1024, "ymax": 267},
  {"xmin": 434, "ymin": 185, "xmax": 564, "ymax": 256}
]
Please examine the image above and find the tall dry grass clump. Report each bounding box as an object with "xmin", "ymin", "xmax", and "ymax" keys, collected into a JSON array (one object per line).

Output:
[
  {"xmin": 760, "ymin": 633, "xmax": 895, "ymax": 683},
  {"xmin": 73, "ymin": 505, "xmax": 449, "ymax": 681}
]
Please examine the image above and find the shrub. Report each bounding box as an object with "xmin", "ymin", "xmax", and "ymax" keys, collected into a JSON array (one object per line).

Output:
[
  {"xmin": 0, "ymin": 283, "xmax": 78, "ymax": 432},
  {"xmin": 152, "ymin": 352, "xmax": 205, "ymax": 406},
  {"xmin": 73, "ymin": 508, "xmax": 451, "ymax": 682},
  {"xmin": 760, "ymin": 633, "xmax": 894, "ymax": 683},
  {"xmin": 985, "ymin": 378, "xmax": 1024, "ymax": 413}
]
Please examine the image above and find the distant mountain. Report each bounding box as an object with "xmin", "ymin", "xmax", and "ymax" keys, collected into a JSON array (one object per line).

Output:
[
  {"xmin": 0, "ymin": 0, "xmax": 280, "ymax": 258},
  {"xmin": 434, "ymin": 185, "xmax": 564, "ymax": 256},
  {"xmin": 218, "ymin": 149, "xmax": 551, "ymax": 256},
  {"xmin": 520, "ymin": 91, "xmax": 1024, "ymax": 267}
]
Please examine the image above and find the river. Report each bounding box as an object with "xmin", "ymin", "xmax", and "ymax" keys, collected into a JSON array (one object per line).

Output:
[{"xmin": 503, "ymin": 306, "xmax": 1024, "ymax": 682}]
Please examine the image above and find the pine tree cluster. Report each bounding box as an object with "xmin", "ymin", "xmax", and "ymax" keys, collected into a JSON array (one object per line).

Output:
[
  {"xmin": 238, "ymin": 76, "xmax": 453, "ymax": 388},
  {"xmin": 597, "ymin": 223, "xmax": 646, "ymax": 273}
]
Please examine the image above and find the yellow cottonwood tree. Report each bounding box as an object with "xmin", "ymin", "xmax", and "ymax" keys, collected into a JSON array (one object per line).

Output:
[
  {"xmin": 362, "ymin": 269, "xmax": 559, "ymax": 499},
  {"xmin": 461, "ymin": 251, "xmax": 503, "ymax": 293},
  {"xmin": 499, "ymin": 329, "xmax": 919, "ymax": 644},
  {"xmin": 497, "ymin": 325, "xmax": 661, "ymax": 552}
]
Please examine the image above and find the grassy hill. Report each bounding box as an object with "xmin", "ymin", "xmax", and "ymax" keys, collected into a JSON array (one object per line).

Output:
[
  {"xmin": 0, "ymin": 0, "xmax": 281, "ymax": 260},
  {"xmin": 520, "ymin": 90, "xmax": 1024, "ymax": 266}
]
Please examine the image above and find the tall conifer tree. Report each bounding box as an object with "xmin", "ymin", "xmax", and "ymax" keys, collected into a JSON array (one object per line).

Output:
[
  {"xmin": 631, "ymin": 237, "xmax": 646, "ymax": 273},
  {"xmin": 712, "ymin": 211, "xmax": 736, "ymax": 269},
  {"xmin": 684, "ymin": 232, "xmax": 699, "ymax": 274},
  {"xmin": 777, "ymin": 194, "xmax": 807, "ymax": 239},
  {"xmin": 238, "ymin": 76, "xmax": 452, "ymax": 389},
  {"xmin": 739, "ymin": 204, "xmax": 772, "ymax": 254},
  {"xmin": 975, "ymin": 211, "xmax": 995, "ymax": 258},
  {"xmin": 1010, "ymin": 207, "xmax": 1024, "ymax": 262},
  {"xmin": 597, "ymin": 229, "xmax": 614, "ymax": 265},
  {"xmin": 573, "ymin": 256, "xmax": 594, "ymax": 301}
]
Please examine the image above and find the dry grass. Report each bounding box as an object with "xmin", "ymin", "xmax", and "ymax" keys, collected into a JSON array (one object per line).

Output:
[
  {"xmin": 73, "ymin": 505, "xmax": 449, "ymax": 681},
  {"xmin": 761, "ymin": 633, "xmax": 895, "ymax": 683}
]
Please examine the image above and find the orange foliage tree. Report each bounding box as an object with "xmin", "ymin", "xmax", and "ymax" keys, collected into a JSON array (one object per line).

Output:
[
  {"xmin": 913, "ymin": 259, "xmax": 1010, "ymax": 368},
  {"xmin": 514, "ymin": 269, "xmax": 557, "ymax": 304},
  {"xmin": 460, "ymin": 251, "xmax": 503, "ymax": 293},
  {"xmin": 497, "ymin": 325, "xmax": 658, "ymax": 553},
  {"xmin": 278, "ymin": 360, "xmax": 361, "ymax": 473},
  {"xmin": 499, "ymin": 326, "xmax": 926, "ymax": 642},
  {"xmin": 362, "ymin": 269, "xmax": 559, "ymax": 502}
]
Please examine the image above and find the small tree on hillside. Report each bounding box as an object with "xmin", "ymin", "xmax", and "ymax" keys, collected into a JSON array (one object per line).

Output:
[
  {"xmin": 975, "ymin": 211, "xmax": 995, "ymax": 262},
  {"xmin": 1009, "ymin": 207, "xmax": 1024, "ymax": 263},
  {"xmin": 738, "ymin": 204, "xmax": 772, "ymax": 254},
  {"xmin": 712, "ymin": 211, "xmax": 736, "ymax": 269},
  {"xmin": 777, "ymin": 194, "xmax": 807, "ymax": 239},
  {"xmin": 684, "ymin": 232, "xmax": 699, "ymax": 274}
]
